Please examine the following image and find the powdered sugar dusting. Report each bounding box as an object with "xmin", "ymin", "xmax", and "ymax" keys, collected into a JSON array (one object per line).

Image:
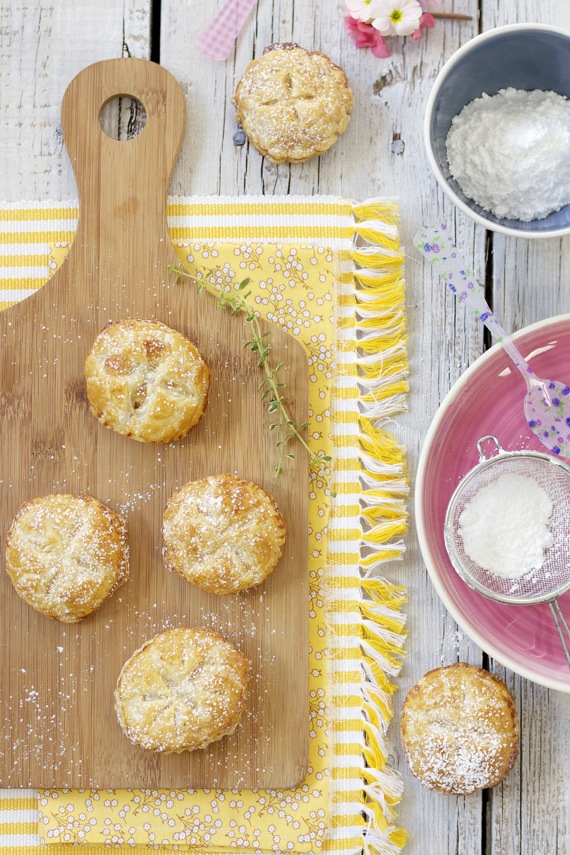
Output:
[
  {"xmin": 401, "ymin": 664, "xmax": 519, "ymax": 795},
  {"xmin": 458, "ymin": 472, "xmax": 553, "ymax": 579}
]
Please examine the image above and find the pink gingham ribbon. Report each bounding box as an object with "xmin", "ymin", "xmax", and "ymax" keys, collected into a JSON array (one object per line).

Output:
[{"xmin": 196, "ymin": 0, "xmax": 257, "ymax": 61}]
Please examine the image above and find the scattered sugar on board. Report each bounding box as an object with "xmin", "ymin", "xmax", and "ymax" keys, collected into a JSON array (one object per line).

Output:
[
  {"xmin": 446, "ymin": 88, "xmax": 570, "ymax": 221},
  {"xmin": 458, "ymin": 471, "xmax": 553, "ymax": 578}
]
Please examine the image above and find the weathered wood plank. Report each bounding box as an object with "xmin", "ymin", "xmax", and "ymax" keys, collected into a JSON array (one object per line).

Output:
[
  {"xmin": 481, "ymin": 5, "xmax": 570, "ymax": 855},
  {"xmin": 0, "ymin": 1, "xmax": 151, "ymax": 201}
]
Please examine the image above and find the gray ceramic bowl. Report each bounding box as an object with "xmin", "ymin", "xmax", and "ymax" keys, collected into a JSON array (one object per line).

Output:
[{"xmin": 425, "ymin": 24, "xmax": 570, "ymax": 238}]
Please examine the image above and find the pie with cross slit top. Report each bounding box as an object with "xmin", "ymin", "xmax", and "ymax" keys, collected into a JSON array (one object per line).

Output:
[
  {"xmin": 84, "ymin": 318, "xmax": 210, "ymax": 443},
  {"xmin": 162, "ymin": 474, "xmax": 286, "ymax": 594},
  {"xmin": 400, "ymin": 663, "xmax": 519, "ymax": 794},
  {"xmin": 5, "ymin": 493, "xmax": 129, "ymax": 623},
  {"xmin": 114, "ymin": 627, "xmax": 251, "ymax": 753},
  {"xmin": 233, "ymin": 43, "xmax": 353, "ymax": 163}
]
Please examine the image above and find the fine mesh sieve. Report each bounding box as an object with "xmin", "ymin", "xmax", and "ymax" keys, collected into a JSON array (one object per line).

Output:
[{"xmin": 444, "ymin": 435, "xmax": 570, "ymax": 668}]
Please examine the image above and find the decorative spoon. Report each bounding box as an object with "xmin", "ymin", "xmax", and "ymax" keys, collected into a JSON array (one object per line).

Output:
[{"xmin": 414, "ymin": 224, "xmax": 570, "ymax": 458}]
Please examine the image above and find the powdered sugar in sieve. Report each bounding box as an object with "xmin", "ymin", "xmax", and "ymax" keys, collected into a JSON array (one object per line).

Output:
[{"xmin": 444, "ymin": 435, "xmax": 570, "ymax": 668}]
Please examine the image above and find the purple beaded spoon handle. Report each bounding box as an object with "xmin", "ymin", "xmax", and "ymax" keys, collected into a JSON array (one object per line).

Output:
[{"xmin": 415, "ymin": 224, "xmax": 570, "ymax": 458}]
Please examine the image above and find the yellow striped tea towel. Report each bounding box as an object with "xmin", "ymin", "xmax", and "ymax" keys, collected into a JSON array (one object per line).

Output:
[{"xmin": 0, "ymin": 195, "xmax": 408, "ymax": 855}]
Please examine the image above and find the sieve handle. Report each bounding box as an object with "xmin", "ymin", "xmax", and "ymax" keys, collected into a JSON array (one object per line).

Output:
[
  {"xmin": 476, "ymin": 435, "xmax": 504, "ymax": 462},
  {"xmin": 548, "ymin": 601, "xmax": 570, "ymax": 669}
]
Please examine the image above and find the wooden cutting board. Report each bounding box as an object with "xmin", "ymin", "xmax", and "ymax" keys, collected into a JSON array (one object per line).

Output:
[{"xmin": 0, "ymin": 58, "xmax": 309, "ymax": 789}]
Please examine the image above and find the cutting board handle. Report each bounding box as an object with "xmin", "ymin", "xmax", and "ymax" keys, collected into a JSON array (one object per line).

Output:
[{"xmin": 60, "ymin": 58, "xmax": 187, "ymax": 270}]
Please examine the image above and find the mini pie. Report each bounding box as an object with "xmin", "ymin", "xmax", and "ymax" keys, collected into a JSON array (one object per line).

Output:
[
  {"xmin": 85, "ymin": 318, "xmax": 210, "ymax": 443},
  {"xmin": 114, "ymin": 627, "xmax": 251, "ymax": 753},
  {"xmin": 233, "ymin": 43, "xmax": 353, "ymax": 163},
  {"xmin": 162, "ymin": 474, "xmax": 286, "ymax": 594},
  {"xmin": 400, "ymin": 663, "xmax": 519, "ymax": 795},
  {"xmin": 5, "ymin": 493, "xmax": 129, "ymax": 623}
]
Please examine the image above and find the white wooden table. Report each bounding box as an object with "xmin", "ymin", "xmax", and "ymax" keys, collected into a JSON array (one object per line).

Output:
[{"xmin": 1, "ymin": 1, "xmax": 569, "ymax": 853}]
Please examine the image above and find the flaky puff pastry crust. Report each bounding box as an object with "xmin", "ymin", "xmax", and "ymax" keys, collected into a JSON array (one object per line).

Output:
[
  {"xmin": 5, "ymin": 493, "xmax": 129, "ymax": 623},
  {"xmin": 162, "ymin": 475, "xmax": 286, "ymax": 595},
  {"xmin": 85, "ymin": 318, "xmax": 210, "ymax": 444},
  {"xmin": 233, "ymin": 43, "xmax": 353, "ymax": 163},
  {"xmin": 115, "ymin": 627, "xmax": 251, "ymax": 753},
  {"xmin": 400, "ymin": 663, "xmax": 519, "ymax": 795}
]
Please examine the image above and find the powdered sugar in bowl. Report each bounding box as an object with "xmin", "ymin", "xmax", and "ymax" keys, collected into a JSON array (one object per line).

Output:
[{"xmin": 424, "ymin": 24, "xmax": 570, "ymax": 238}]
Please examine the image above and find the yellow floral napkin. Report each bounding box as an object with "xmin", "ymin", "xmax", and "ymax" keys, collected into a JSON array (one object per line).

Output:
[{"xmin": 0, "ymin": 196, "xmax": 408, "ymax": 855}]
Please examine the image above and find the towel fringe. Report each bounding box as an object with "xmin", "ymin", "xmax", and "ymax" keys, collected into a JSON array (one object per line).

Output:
[
  {"xmin": 350, "ymin": 198, "xmax": 409, "ymax": 853},
  {"xmin": 363, "ymin": 818, "xmax": 409, "ymax": 855}
]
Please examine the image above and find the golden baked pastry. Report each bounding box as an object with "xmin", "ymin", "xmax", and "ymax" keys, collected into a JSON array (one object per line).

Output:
[
  {"xmin": 5, "ymin": 493, "xmax": 129, "ymax": 623},
  {"xmin": 233, "ymin": 43, "xmax": 353, "ymax": 163},
  {"xmin": 400, "ymin": 663, "xmax": 519, "ymax": 795},
  {"xmin": 115, "ymin": 627, "xmax": 251, "ymax": 752},
  {"xmin": 85, "ymin": 318, "xmax": 210, "ymax": 443},
  {"xmin": 162, "ymin": 474, "xmax": 286, "ymax": 594}
]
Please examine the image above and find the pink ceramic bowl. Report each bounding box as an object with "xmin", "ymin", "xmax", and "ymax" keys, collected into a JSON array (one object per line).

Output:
[{"xmin": 416, "ymin": 315, "xmax": 570, "ymax": 692}]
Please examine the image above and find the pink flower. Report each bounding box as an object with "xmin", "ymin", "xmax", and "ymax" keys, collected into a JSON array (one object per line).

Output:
[
  {"xmin": 344, "ymin": 16, "xmax": 391, "ymax": 57},
  {"xmin": 344, "ymin": 0, "xmax": 438, "ymax": 57},
  {"xmin": 411, "ymin": 12, "xmax": 435, "ymax": 40}
]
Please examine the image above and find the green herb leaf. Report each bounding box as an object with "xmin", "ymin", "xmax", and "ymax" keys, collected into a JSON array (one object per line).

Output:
[{"xmin": 172, "ymin": 261, "xmax": 335, "ymax": 494}]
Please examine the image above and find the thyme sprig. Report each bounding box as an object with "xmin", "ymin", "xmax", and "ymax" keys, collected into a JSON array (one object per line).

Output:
[{"xmin": 168, "ymin": 263, "xmax": 335, "ymax": 495}]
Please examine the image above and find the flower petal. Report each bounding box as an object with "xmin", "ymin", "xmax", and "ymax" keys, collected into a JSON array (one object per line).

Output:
[
  {"xmin": 371, "ymin": 14, "xmax": 395, "ymax": 35},
  {"xmin": 345, "ymin": 0, "xmax": 379, "ymax": 23}
]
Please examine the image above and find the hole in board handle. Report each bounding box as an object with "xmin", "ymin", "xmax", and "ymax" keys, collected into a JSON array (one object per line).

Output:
[{"xmin": 99, "ymin": 96, "xmax": 147, "ymax": 140}]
